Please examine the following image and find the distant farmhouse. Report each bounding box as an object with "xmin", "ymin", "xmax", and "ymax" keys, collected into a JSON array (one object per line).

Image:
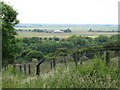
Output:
[
  {"xmin": 54, "ymin": 30, "xmax": 64, "ymax": 33},
  {"xmin": 16, "ymin": 28, "xmax": 72, "ymax": 33}
]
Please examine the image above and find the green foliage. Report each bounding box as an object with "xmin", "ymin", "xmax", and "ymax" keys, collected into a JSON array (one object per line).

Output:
[
  {"xmin": 1, "ymin": 1, "xmax": 19, "ymax": 66},
  {"xmin": 44, "ymin": 37, "xmax": 47, "ymax": 40},
  {"xmin": 1, "ymin": 33, "xmax": 117, "ymax": 64},
  {"xmin": 109, "ymin": 34, "xmax": 120, "ymax": 43},
  {"xmin": 22, "ymin": 37, "xmax": 42, "ymax": 45},
  {"xmin": 80, "ymin": 56, "xmax": 89, "ymax": 61},
  {"xmin": 72, "ymin": 46, "xmax": 105, "ymax": 59},
  {"xmin": 60, "ymin": 41, "xmax": 74, "ymax": 49},
  {"xmin": 48, "ymin": 37, "xmax": 52, "ymax": 40},
  {"xmin": 103, "ymin": 42, "xmax": 120, "ymax": 51},
  {"xmin": 45, "ymin": 53, "xmax": 55, "ymax": 59},
  {"xmin": 20, "ymin": 50, "xmax": 31, "ymax": 58},
  {"xmin": 17, "ymin": 34, "xmax": 120, "ymax": 63},
  {"xmin": 25, "ymin": 50, "xmax": 44, "ymax": 61},
  {"xmin": 67, "ymin": 35, "xmax": 89, "ymax": 48},
  {"xmin": 55, "ymin": 48, "xmax": 68, "ymax": 56},
  {"xmin": 52, "ymin": 37, "xmax": 60, "ymax": 41},
  {"xmin": 37, "ymin": 41, "xmax": 60, "ymax": 55},
  {"xmin": 94, "ymin": 35, "xmax": 110, "ymax": 45}
]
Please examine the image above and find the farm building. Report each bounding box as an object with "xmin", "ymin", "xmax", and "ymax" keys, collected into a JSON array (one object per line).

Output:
[{"xmin": 53, "ymin": 30, "xmax": 64, "ymax": 33}]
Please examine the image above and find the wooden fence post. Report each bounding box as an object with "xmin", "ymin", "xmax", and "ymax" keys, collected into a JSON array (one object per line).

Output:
[
  {"xmin": 24, "ymin": 64, "xmax": 26, "ymax": 74},
  {"xmin": 36, "ymin": 65, "xmax": 40, "ymax": 75},
  {"xmin": 80, "ymin": 61, "xmax": 82, "ymax": 65},
  {"xmin": 36, "ymin": 59, "xmax": 45, "ymax": 75},
  {"xmin": 106, "ymin": 50, "xmax": 110, "ymax": 64},
  {"xmin": 4, "ymin": 64, "xmax": 8, "ymax": 71},
  {"xmin": 50, "ymin": 61, "xmax": 53, "ymax": 69},
  {"xmin": 4, "ymin": 66, "xmax": 6, "ymax": 71},
  {"xmin": 73, "ymin": 52, "xmax": 78, "ymax": 67},
  {"xmin": 77, "ymin": 52, "xmax": 80, "ymax": 61},
  {"xmin": 53, "ymin": 58, "xmax": 56, "ymax": 69},
  {"xmin": 64, "ymin": 57, "xmax": 67, "ymax": 68},
  {"xmin": 13, "ymin": 64, "xmax": 16, "ymax": 70},
  {"xmin": 28, "ymin": 63, "xmax": 31, "ymax": 75},
  {"xmin": 19, "ymin": 62, "xmax": 22, "ymax": 72},
  {"xmin": 80, "ymin": 53, "xmax": 85, "ymax": 65}
]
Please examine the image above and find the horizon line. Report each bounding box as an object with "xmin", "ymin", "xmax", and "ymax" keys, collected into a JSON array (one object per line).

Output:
[{"xmin": 17, "ymin": 23, "xmax": 118, "ymax": 25}]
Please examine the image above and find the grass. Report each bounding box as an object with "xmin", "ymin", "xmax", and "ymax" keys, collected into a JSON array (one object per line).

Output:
[
  {"xmin": 2, "ymin": 57, "xmax": 119, "ymax": 88},
  {"xmin": 0, "ymin": 72, "xmax": 2, "ymax": 89}
]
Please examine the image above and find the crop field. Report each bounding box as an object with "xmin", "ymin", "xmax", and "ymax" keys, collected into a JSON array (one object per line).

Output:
[{"xmin": 15, "ymin": 26, "xmax": 118, "ymax": 38}]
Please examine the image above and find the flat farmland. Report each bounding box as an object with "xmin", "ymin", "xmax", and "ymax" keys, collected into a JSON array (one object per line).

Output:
[
  {"xmin": 15, "ymin": 25, "xmax": 118, "ymax": 38},
  {"xmin": 16, "ymin": 31, "xmax": 72, "ymax": 38}
]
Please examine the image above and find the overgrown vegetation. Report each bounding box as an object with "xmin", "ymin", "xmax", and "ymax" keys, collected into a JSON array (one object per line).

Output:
[{"xmin": 2, "ymin": 57, "xmax": 119, "ymax": 88}]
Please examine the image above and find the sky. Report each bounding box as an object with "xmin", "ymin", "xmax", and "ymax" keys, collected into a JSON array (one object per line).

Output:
[{"xmin": 2, "ymin": 0, "xmax": 119, "ymax": 24}]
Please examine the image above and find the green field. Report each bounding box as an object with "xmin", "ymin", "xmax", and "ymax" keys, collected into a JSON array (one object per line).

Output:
[{"xmin": 16, "ymin": 26, "xmax": 118, "ymax": 38}]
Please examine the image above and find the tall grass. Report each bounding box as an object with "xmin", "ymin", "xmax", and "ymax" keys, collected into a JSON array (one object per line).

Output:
[
  {"xmin": 2, "ymin": 57, "xmax": 119, "ymax": 88},
  {"xmin": 0, "ymin": 72, "xmax": 2, "ymax": 89}
]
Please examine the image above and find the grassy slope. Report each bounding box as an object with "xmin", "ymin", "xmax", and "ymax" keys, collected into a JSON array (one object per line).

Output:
[{"xmin": 2, "ymin": 57, "xmax": 119, "ymax": 88}]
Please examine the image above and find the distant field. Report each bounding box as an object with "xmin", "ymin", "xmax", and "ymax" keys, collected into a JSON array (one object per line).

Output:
[
  {"xmin": 15, "ymin": 26, "xmax": 118, "ymax": 38},
  {"xmin": 16, "ymin": 31, "xmax": 118, "ymax": 38}
]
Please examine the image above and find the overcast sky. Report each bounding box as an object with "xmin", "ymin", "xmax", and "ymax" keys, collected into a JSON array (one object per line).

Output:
[{"xmin": 3, "ymin": 0, "xmax": 119, "ymax": 24}]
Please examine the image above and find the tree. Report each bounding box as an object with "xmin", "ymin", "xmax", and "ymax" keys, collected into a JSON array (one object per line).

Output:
[
  {"xmin": 55, "ymin": 48, "xmax": 68, "ymax": 56},
  {"xmin": 53, "ymin": 37, "xmax": 60, "ymax": 41},
  {"xmin": 37, "ymin": 41, "xmax": 60, "ymax": 55},
  {"xmin": 94, "ymin": 35, "xmax": 110, "ymax": 45},
  {"xmin": 22, "ymin": 38, "xmax": 32, "ymax": 45},
  {"xmin": 67, "ymin": 35, "xmax": 89, "ymax": 48},
  {"xmin": 110, "ymin": 34, "xmax": 120, "ymax": 43},
  {"xmin": 48, "ymin": 37, "xmax": 52, "ymax": 40},
  {"xmin": 44, "ymin": 37, "xmax": 47, "ymax": 40},
  {"xmin": 20, "ymin": 50, "xmax": 31, "ymax": 58},
  {"xmin": 1, "ymin": 2, "xmax": 19, "ymax": 66},
  {"xmin": 25, "ymin": 50, "xmax": 44, "ymax": 61},
  {"xmin": 60, "ymin": 42, "xmax": 74, "ymax": 49}
]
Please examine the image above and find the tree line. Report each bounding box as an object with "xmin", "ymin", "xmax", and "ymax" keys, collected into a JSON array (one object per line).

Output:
[
  {"xmin": 16, "ymin": 28, "xmax": 72, "ymax": 33},
  {"xmin": 6, "ymin": 34, "xmax": 119, "ymax": 65}
]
